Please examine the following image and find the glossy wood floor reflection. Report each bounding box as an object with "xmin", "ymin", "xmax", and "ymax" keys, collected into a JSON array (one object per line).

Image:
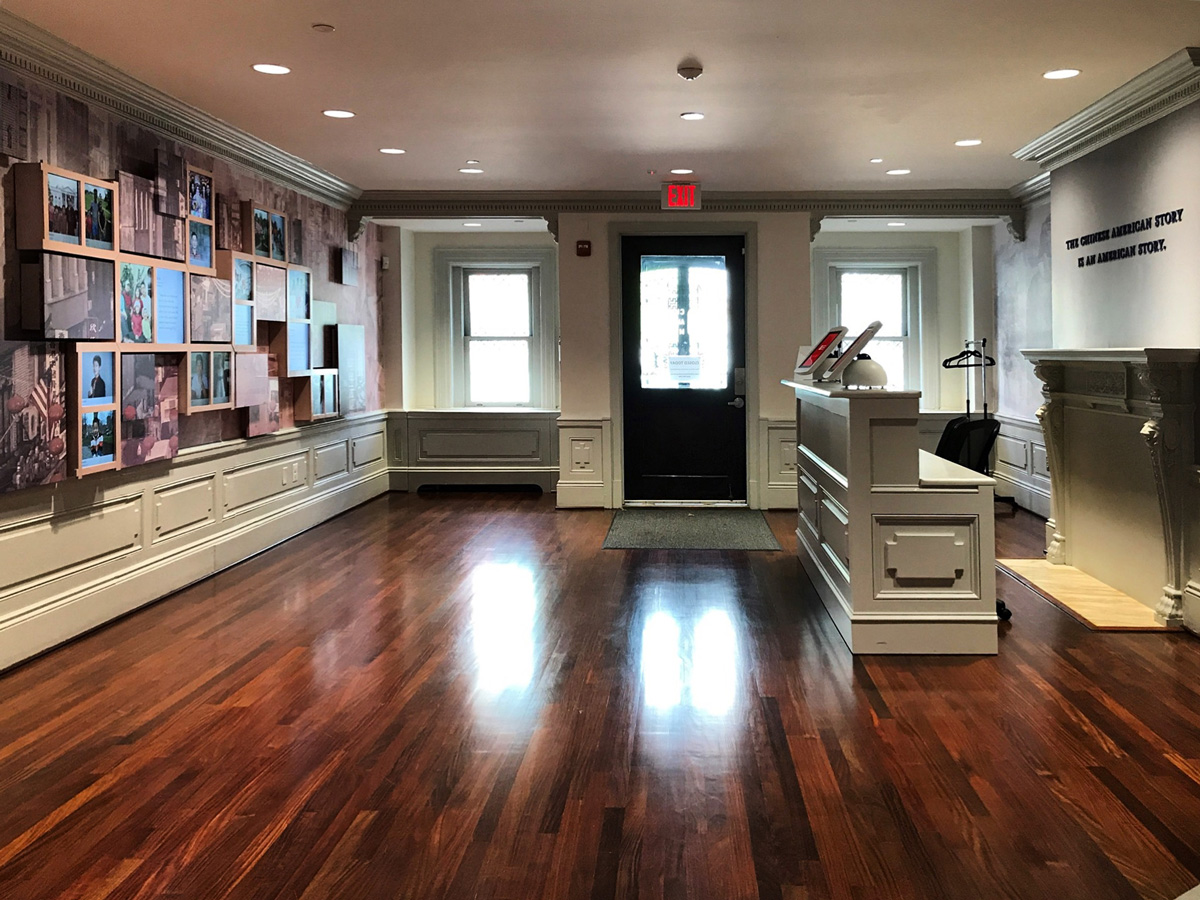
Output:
[{"xmin": 1, "ymin": 494, "xmax": 1200, "ymax": 900}]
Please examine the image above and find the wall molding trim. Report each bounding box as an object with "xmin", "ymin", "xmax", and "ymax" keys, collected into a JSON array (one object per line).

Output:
[
  {"xmin": 354, "ymin": 189, "xmax": 1028, "ymax": 242},
  {"xmin": 0, "ymin": 9, "xmax": 361, "ymax": 209},
  {"xmin": 1014, "ymin": 47, "xmax": 1200, "ymax": 171},
  {"xmin": 1010, "ymin": 173, "xmax": 1051, "ymax": 207}
]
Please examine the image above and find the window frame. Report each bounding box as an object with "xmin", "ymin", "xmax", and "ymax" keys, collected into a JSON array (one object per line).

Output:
[
  {"xmin": 434, "ymin": 247, "xmax": 559, "ymax": 409},
  {"xmin": 811, "ymin": 247, "xmax": 938, "ymax": 406},
  {"xmin": 831, "ymin": 266, "xmax": 916, "ymax": 392}
]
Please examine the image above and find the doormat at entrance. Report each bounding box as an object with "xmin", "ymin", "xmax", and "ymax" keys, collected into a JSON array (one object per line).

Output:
[{"xmin": 603, "ymin": 509, "xmax": 781, "ymax": 551}]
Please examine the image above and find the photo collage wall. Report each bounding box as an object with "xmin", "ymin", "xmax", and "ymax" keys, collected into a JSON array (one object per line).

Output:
[{"xmin": 2, "ymin": 157, "xmax": 368, "ymax": 495}]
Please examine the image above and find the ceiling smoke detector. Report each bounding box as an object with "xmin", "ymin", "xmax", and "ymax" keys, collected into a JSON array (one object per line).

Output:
[{"xmin": 677, "ymin": 58, "xmax": 703, "ymax": 81}]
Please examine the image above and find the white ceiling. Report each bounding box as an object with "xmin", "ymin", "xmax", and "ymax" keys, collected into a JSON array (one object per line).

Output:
[{"xmin": 9, "ymin": 0, "xmax": 1200, "ymax": 192}]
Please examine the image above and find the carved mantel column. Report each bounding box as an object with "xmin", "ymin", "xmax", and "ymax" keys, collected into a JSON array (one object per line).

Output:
[
  {"xmin": 1134, "ymin": 358, "xmax": 1195, "ymax": 628},
  {"xmin": 1032, "ymin": 362, "xmax": 1067, "ymax": 563}
]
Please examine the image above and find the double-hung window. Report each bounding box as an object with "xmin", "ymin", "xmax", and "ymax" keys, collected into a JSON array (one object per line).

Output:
[
  {"xmin": 812, "ymin": 248, "xmax": 936, "ymax": 402},
  {"xmin": 435, "ymin": 247, "xmax": 558, "ymax": 408}
]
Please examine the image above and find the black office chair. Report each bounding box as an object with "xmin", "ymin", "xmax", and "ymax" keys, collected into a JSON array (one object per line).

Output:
[{"xmin": 934, "ymin": 416, "xmax": 1001, "ymax": 476}]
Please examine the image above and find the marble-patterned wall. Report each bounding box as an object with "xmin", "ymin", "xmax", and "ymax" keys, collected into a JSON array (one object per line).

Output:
[
  {"xmin": 994, "ymin": 201, "xmax": 1052, "ymax": 421},
  {"xmin": 0, "ymin": 66, "xmax": 383, "ymax": 450}
]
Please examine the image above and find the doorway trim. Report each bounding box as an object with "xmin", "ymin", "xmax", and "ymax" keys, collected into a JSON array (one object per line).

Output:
[{"xmin": 607, "ymin": 220, "xmax": 761, "ymax": 509}]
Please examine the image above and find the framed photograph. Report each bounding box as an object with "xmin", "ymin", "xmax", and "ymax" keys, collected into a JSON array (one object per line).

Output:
[
  {"xmin": 20, "ymin": 254, "xmax": 116, "ymax": 340},
  {"xmin": 216, "ymin": 193, "xmax": 243, "ymax": 252},
  {"xmin": 154, "ymin": 264, "xmax": 188, "ymax": 346},
  {"xmin": 287, "ymin": 267, "xmax": 311, "ymax": 320},
  {"xmin": 189, "ymin": 274, "xmax": 233, "ymax": 342},
  {"xmin": 81, "ymin": 350, "xmax": 115, "ymax": 408},
  {"xmin": 47, "ymin": 172, "xmax": 81, "ymax": 244},
  {"xmin": 187, "ymin": 167, "xmax": 213, "ymax": 222},
  {"xmin": 0, "ymin": 341, "xmax": 67, "ymax": 494},
  {"xmin": 234, "ymin": 351, "xmax": 269, "ymax": 408},
  {"xmin": 337, "ymin": 324, "xmax": 368, "ymax": 414},
  {"xmin": 246, "ymin": 376, "xmax": 281, "ymax": 438},
  {"xmin": 188, "ymin": 220, "xmax": 214, "ymax": 270},
  {"xmin": 120, "ymin": 354, "xmax": 178, "ymax": 467},
  {"xmin": 270, "ymin": 213, "xmax": 287, "ymax": 262},
  {"xmin": 80, "ymin": 409, "xmax": 117, "ymax": 470},
  {"xmin": 255, "ymin": 262, "xmax": 287, "ymax": 322},
  {"xmin": 119, "ymin": 261, "xmax": 154, "ymax": 343},
  {"xmin": 187, "ymin": 351, "xmax": 211, "ymax": 409},
  {"xmin": 310, "ymin": 299, "xmax": 337, "ymax": 368},
  {"xmin": 84, "ymin": 183, "xmax": 115, "ymax": 251},
  {"xmin": 212, "ymin": 351, "xmax": 233, "ymax": 406},
  {"xmin": 253, "ymin": 207, "xmax": 271, "ymax": 258},
  {"xmin": 233, "ymin": 257, "xmax": 254, "ymax": 302},
  {"xmin": 155, "ymin": 150, "xmax": 186, "ymax": 219}
]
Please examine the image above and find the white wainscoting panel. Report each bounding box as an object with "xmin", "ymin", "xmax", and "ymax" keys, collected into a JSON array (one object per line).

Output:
[
  {"xmin": 0, "ymin": 413, "xmax": 390, "ymax": 672},
  {"xmin": 399, "ymin": 410, "xmax": 559, "ymax": 491},
  {"xmin": 557, "ymin": 419, "xmax": 611, "ymax": 508},
  {"xmin": 352, "ymin": 433, "xmax": 385, "ymax": 469},
  {"xmin": 992, "ymin": 414, "xmax": 1051, "ymax": 518}
]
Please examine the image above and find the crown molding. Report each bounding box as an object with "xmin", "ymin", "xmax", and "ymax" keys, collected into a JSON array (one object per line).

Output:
[
  {"xmin": 1010, "ymin": 172, "xmax": 1051, "ymax": 207},
  {"xmin": 351, "ymin": 189, "xmax": 1028, "ymax": 242},
  {"xmin": 0, "ymin": 9, "xmax": 361, "ymax": 210},
  {"xmin": 1014, "ymin": 47, "xmax": 1200, "ymax": 171}
]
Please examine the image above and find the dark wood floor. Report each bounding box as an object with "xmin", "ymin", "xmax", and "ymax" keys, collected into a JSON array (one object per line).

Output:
[{"xmin": 1, "ymin": 493, "xmax": 1199, "ymax": 900}]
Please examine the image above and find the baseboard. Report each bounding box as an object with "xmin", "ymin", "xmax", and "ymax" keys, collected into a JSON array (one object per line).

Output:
[
  {"xmin": 992, "ymin": 468, "xmax": 1051, "ymax": 518},
  {"xmin": 556, "ymin": 480, "xmax": 608, "ymax": 508},
  {"xmin": 392, "ymin": 466, "xmax": 558, "ymax": 491}
]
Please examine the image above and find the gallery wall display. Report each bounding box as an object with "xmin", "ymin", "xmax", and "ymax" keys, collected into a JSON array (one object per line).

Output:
[
  {"xmin": 20, "ymin": 253, "xmax": 117, "ymax": 340},
  {"xmin": 14, "ymin": 163, "xmax": 119, "ymax": 260},
  {"xmin": 189, "ymin": 275, "xmax": 233, "ymax": 343},
  {"xmin": 0, "ymin": 341, "xmax": 67, "ymax": 494},
  {"xmin": 5, "ymin": 141, "xmax": 358, "ymax": 490}
]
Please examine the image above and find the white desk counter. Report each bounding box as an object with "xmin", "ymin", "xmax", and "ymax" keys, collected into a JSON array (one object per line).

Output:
[{"xmin": 783, "ymin": 379, "xmax": 998, "ymax": 654}]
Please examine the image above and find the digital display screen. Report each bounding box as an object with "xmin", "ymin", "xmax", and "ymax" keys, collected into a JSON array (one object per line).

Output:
[{"xmin": 799, "ymin": 330, "xmax": 843, "ymax": 368}]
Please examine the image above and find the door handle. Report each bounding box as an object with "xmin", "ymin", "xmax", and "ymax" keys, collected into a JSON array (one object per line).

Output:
[{"xmin": 727, "ymin": 397, "xmax": 745, "ymax": 409}]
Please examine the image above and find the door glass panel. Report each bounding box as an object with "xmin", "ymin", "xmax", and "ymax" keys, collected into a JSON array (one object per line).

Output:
[
  {"xmin": 467, "ymin": 272, "xmax": 531, "ymax": 337},
  {"xmin": 469, "ymin": 340, "xmax": 529, "ymax": 403},
  {"xmin": 639, "ymin": 255, "xmax": 730, "ymax": 390}
]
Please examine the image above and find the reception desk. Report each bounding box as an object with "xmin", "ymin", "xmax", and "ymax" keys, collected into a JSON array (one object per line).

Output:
[{"xmin": 784, "ymin": 380, "xmax": 998, "ymax": 654}]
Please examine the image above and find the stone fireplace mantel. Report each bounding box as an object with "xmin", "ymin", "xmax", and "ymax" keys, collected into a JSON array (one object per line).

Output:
[{"xmin": 1022, "ymin": 348, "xmax": 1200, "ymax": 630}]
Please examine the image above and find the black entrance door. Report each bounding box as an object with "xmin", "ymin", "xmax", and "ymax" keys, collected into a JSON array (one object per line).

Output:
[{"xmin": 621, "ymin": 235, "xmax": 747, "ymax": 502}]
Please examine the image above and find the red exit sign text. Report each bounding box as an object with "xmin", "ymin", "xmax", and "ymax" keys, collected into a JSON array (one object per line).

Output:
[{"xmin": 661, "ymin": 182, "xmax": 702, "ymax": 210}]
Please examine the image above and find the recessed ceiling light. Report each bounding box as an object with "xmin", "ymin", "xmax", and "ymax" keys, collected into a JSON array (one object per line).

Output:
[
  {"xmin": 379, "ymin": 148, "xmax": 406, "ymax": 155},
  {"xmin": 680, "ymin": 112, "xmax": 705, "ymax": 121},
  {"xmin": 888, "ymin": 222, "xmax": 907, "ymax": 227},
  {"xmin": 465, "ymin": 159, "xmax": 481, "ymax": 165},
  {"xmin": 252, "ymin": 64, "xmax": 290, "ymax": 75},
  {"xmin": 670, "ymin": 168, "xmax": 694, "ymax": 175},
  {"xmin": 955, "ymin": 139, "xmax": 983, "ymax": 147},
  {"xmin": 464, "ymin": 222, "xmax": 483, "ymax": 227},
  {"xmin": 1044, "ymin": 68, "xmax": 1081, "ymax": 80},
  {"xmin": 870, "ymin": 158, "xmax": 884, "ymax": 164},
  {"xmin": 886, "ymin": 168, "xmax": 911, "ymax": 176},
  {"xmin": 459, "ymin": 167, "xmax": 484, "ymax": 174},
  {"xmin": 322, "ymin": 109, "xmax": 355, "ymax": 119},
  {"xmin": 312, "ymin": 23, "xmax": 336, "ymax": 33}
]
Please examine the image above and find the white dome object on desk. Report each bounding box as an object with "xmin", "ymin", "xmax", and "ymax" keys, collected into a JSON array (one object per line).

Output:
[{"xmin": 840, "ymin": 354, "xmax": 888, "ymax": 389}]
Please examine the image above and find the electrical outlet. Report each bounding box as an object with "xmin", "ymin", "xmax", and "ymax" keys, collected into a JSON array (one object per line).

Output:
[{"xmin": 292, "ymin": 461, "xmax": 300, "ymax": 481}]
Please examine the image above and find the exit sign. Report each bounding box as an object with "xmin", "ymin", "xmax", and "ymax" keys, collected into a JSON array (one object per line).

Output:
[{"xmin": 661, "ymin": 182, "xmax": 702, "ymax": 210}]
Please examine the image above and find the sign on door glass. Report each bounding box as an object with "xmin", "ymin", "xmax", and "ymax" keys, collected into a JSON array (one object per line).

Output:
[{"xmin": 639, "ymin": 255, "xmax": 729, "ymax": 390}]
